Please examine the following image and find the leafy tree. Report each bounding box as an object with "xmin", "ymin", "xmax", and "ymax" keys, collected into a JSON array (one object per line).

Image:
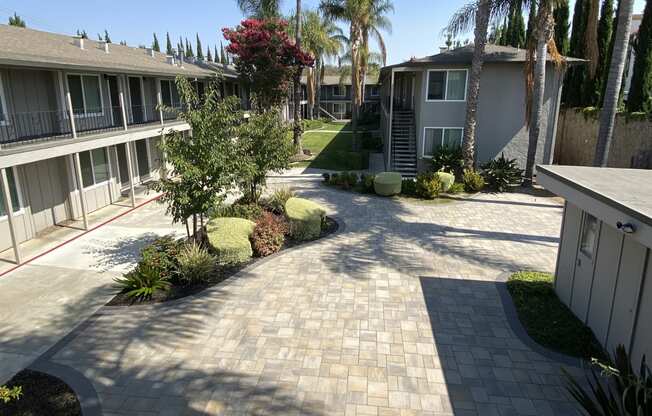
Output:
[
  {"xmin": 152, "ymin": 33, "xmax": 160, "ymax": 52},
  {"xmin": 563, "ymin": 0, "xmax": 590, "ymax": 106},
  {"xmin": 8, "ymin": 12, "xmax": 25, "ymax": 27},
  {"xmin": 236, "ymin": 0, "xmax": 281, "ymax": 19},
  {"xmin": 505, "ymin": 1, "xmax": 526, "ymax": 48},
  {"xmin": 196, "ymin": 33, "xmax": 204, "ymax": 60},
  {"xmin": 627, "ymin": 0, "xmax": 652, "ymax": 112},
  {"xmin": 152, "ymin": 76, "xmax": 243, "ymax": 238},
  {"xmin": 104, "ymin": 29, "xmax": 112, "ymax": 43},
  {"xmin": 594, "ymin": 0, "xmax": 614, "ymax": 105},
  {"xmin": 223, "ymin": 18, "xmax": 314, "ymax": 110},
  {"xmin": 526, "ymin": 1, "xmax": 537, "ymax": 46},
  {"xmin": 553, "ymin": 0, "xmax": 570, "ymax": 55},
  {"xmin": 498, "ymin": 17, "xmax": 509, "ymax": 45},
  {"xmin": 237, "ymin": 108, "xmax": 294, "ymax": 202},
  {"xmin": 166, "ymin": 32, "xmax": 174, "ymax": 55}
]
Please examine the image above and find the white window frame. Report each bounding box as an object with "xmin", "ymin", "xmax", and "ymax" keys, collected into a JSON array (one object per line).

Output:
[
  {"xmin": 332, "ymin": 84, "xmax": 345, "ymax": 97},
  {"xmin": 127, "ymin": 76, "xmax": 147, "ymax": 121},
  {"xmin": 333, "ymin": 102, "xmax": 346, "ymax": 114},
  {"xmin": 80, "ymin": 147, "xmax": 111, "ymax": 190},
  {"xmin": 422, "ymin": 127, "xmax": 464, "ymax": 158},
  {"xmin": 65, "ymin": 73, "xmax": 105, "ymax": 118},
  {"xmin": 0, "ymin": 167, "xmax": 25, "ymax": 221},
  {"xmin": 425, "ymin": 69, "xmax": 468, "ymax": 102},
  {"xmin": 0, "ymin": 73, "xmax": 9, "ymax": 126},
  {"xmin": 134, "ymin": 138, "xmax": 153, "ymax": 181},
  {"xmin": 159, "ymin": 79, "xmax": 176, "ymax": 107}
]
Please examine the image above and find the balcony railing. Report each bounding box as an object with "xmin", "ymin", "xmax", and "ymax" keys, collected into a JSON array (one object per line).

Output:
[{"xmin": 0, "ymin": 95, "xmax": 185, "ymax": 147}]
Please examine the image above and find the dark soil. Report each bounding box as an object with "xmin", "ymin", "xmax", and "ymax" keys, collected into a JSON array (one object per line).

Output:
[
  {"xmin": 107, "ymin": 216, "xmax": 338, "ymax": 307},
  {"xmin": 0, "ymin": 370, "xmax": 81, "ymax": 416}
]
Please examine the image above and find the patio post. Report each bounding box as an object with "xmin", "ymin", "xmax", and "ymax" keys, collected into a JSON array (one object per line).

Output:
[
  {"xmin": 66, "ymin": 92, "xmax": 77, "ymax": 139},
  {"xmin": 119, "ymin": 92, "xmax": 128, "ymax": 131},
  {"xmin": 73, "ymin": 153, "xmax": 89, "ymax": 230},
  {"xmin": 1, "ymin": 168, "xmax": 22, "ymax": 264},
  {"xmin": 124, "ymin": 142, "xmax": 136, "ymax": 207},
  {"xmin": 157, "ymin": 91, "xmax": 164, "ymax": 127},
  {"xmin": 156, "ymin": 91, "xmax": 168, "ymax": 180},
  {"xmin": 387, "ymin": 69, "xmax": 395, "ymax": 170}
]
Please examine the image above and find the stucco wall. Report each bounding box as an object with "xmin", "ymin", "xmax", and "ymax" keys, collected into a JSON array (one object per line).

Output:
[{"xmin": 554, "ymin": 109, "xmax": 652, "ymax": 168}]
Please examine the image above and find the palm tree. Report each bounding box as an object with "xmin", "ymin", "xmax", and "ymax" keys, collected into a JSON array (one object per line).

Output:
[
  {"xmin": 446, "ymin": 0, "xmax": 493, "ymax": 169},
  {"xmin": 236, "ymin": 0, "xmax": 282, "ymax": 18},
  {"xmin": 594, "ymin": 0, "xmax": 636, "ymax": 166},
  {"xmin": 320, "ymin": 0, "xmax": 393, "ymax": 143},
  {"xmin": 292, "ymin": 0, "xmax": 304, "ymax": 155}
]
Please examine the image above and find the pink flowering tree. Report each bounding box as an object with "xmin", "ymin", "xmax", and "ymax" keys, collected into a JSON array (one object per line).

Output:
[{"xmin": 223, "ymin": 19, "xmax": 314, "ymax": 110}]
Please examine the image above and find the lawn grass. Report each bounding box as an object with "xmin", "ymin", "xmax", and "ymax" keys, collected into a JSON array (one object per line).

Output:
[
  {"xmin": 507, "ymin": 271, "xmax": 606, "ymax": 360},
  {"xmin": 294, "ymin": 130, "xmax": 369, "ymax": 171}
]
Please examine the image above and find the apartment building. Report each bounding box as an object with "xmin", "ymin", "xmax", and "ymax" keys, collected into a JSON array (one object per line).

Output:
[
  {"xmin": 0, "ymin": 24, "xmax": 241, "ymax": 263},
  {"xmin": 317, "ymin": 75, "xmax": 380, "ymax": 120}
]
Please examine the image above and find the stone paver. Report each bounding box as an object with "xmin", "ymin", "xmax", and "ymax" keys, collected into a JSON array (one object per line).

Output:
[{"xmin": 9, "ymin": 177, "xmax": 584, "ymax": 415}]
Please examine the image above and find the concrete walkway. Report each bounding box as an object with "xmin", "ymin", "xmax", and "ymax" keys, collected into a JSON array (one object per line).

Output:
[
  {"xmin": 12, "ymin": 177, "xmax": 588, "ymax": 416},
  {"xmin": 0, "ymin": 195, "xmax": 185, "ymax": 383}
]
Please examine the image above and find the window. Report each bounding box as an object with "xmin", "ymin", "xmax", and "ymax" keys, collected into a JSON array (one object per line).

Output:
[
  {"xmin": 333, "ymin": 84, "xmax": 345, "ymax": 97},
  {"xmin": 160, "ymin": 80, "xmax": 180, "ymax": 107},
  {"xmin": 67, "ymin": 74, "xmax": 103, "ymax": 115},
  {"xmin": 334, "ymin": 102, "xmax": 346, "ymax": 114},
  {"xmin": 426, "ymin": 69, "xmax": 467, "ymax": 101},
  {"xmin": 423, "ymin": 127, "xmax": 463, "ymax": 157},
  {"xmin": 370, "ymin": 85, "xmax": 379, "ymax": 97},
  {"xmin": 79, "ymin": 148, "xmax": 110, "ymax": 188},
  {"xmin": 580, "ymin": 213, "xmax": 599, "ymax": 258},
  {"xmin": 0, "ymin": 73, "xmax": 7, "ymax": 125},
  {"xmin": 0, "ymin": 167, "xmax": 22, "ymax": 217}
]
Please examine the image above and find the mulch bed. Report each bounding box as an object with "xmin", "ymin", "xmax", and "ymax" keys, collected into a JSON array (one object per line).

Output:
[
  {"xmin": 0, "ymin": 370, "xmax": 81, "ymax": 416},
  {"xmin": 107, "ymin": 216, "xmax": 338, "ymax": 307}
]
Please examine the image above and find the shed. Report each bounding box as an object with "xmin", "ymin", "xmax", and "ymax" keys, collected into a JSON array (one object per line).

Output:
[{"xmin": 537, "ymin": 165, "xmax": 652, "ymax": 364}]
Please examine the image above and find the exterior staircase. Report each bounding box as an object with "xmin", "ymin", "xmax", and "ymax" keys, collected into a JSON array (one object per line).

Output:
[{"xmin": 391, "ymin": 110, "xmax": 418, "ymax": 177}]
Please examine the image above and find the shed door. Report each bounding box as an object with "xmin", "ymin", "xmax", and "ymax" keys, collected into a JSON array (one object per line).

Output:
[{"xmin": 571, "ymin": 212, "xmax": 600, "ymax": 322}]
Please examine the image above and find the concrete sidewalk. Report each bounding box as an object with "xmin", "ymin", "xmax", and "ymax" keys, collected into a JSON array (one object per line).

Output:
[{"xmin": 0, "ymin": 194, "xmax": 185, "ymax": 383}]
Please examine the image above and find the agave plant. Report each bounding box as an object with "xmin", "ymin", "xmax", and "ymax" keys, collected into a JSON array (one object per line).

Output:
[
  {"xmin": 563, "ymin": 345, "xmax": 652, "ymax": 416},
  {"xmin": 114, "ymin": 263, "xmax": 171, "ymax": 300},
  {"xmin": 480, "ymin": 153, "xmax": 524, "ymax": 192}
]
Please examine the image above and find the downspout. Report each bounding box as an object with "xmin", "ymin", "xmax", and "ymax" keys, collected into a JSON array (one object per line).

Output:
[{"xmin": 387, "ymin": 69, "xmax": 395, "ymax": 170}]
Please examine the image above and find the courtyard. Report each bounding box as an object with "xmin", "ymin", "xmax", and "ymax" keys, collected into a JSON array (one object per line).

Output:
[{"xmin": 0, "ymin": 174, "xmax": 584, "ymax": 415}]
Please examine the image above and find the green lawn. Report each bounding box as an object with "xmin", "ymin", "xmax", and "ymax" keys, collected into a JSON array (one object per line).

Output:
[
  {"xmin": 507, "ymin": 271, "xmax": 605, "ymax": 360},
  {"xmin": 293, "ymin": 130, "xmax": 369, "ymax": 171}
]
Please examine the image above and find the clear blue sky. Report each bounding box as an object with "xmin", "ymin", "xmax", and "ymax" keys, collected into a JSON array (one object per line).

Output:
[{"xmin": 0, "ymin": 0, "xmax": 646, "ymax": 65}]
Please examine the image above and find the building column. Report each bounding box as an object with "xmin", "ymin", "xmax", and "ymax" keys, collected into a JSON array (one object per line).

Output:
[
  {"xmin": 387, "ymin": 69, "xmax": 396, "ymax": 170},
  {"xmin": 73, "ymin": 153, "xmax": 89, "ymax": 230},
  {"xmin": 124, "ymin": 143, "xmax": 136, "ymax": 207},
  {"xmin": 1, "ymin": 168, "xmax": 22, "ymax": 264},
  {"xmin": 66, "ymin": 92, "xmax": 77, "ymax": 138}
]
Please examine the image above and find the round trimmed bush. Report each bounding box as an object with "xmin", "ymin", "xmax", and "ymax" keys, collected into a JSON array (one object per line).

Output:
[
  {"xmin": 435, "ymin": 171, "xmax": 455, "ymax": 192},
  {"xmin": 374, "ymin": 172, "xmax": 402, "ymax": 196},
  {"xmin": 206, "ymin": 217, "xmax": 256, "ymax": 265},
  {"xmin": 285, "ymin": 197, "xmax": 326, "ymax": 241}
]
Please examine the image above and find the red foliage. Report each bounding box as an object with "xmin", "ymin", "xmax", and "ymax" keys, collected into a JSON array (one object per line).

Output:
[
  {"xmin": 223, "ymin": 19, "xmax": 314, "ymax": 108},
  {"xmin": 251, "ymin": 212, "xmax": 289, "ymax": 257}
]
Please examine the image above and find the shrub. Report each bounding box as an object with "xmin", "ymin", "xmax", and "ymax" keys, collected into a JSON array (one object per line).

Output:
[
  {"xmin": 447, "ymin": 182, "xmax": 466, "ymax": 194},
  {"xmin": 328, "ymin": 173, "xmax": 339, "ymax": 186},
  {"xmin": 265, "ymin": 187, "xmax": 295, "ymax": 214},
  {"xmin": 207, "ymin": 217, "xmax": 256, "ymax": 265},
  {"xmin": 435, "ymin": 171, "xmax": 455, "ymax": 192},
  {"xmin": 374, "ymin": 172, "xmax": 402, "ymax": 196},
  {"xmin": 114, "ymin": 263, "xmax": 171, "ymax": 300},
  {"xmin": 212, "ymin": 202, "xmax": 263, "ymax": 221},
  {"xmin": 401, "ymin": 178, "xmax": 417, "ymax": 196},
  {"xmin": 322, "ymin": 173, "xmax": 330, "ymax": 183},
  {"xmin": 251, "ymin": 212, "xmax": 288, "ymax": 256},
  {"xmin": 359, "ymin": 174, "xmax": 375, "ymax": 193},
  {"xmin": 361, "ymin": 132, "xmax": 382, "ymax": 151},
  {"xmin": 463, "ymin": 169, "xmax": 485, "ymax": 192},
  {"xmin": 481, "ymin": 154, "xmax": 523, "ymax": 192},
  {"xmin": 415, "ymin": 172, "xmax": 443, "ymax": 199},
  {"xmin": 0, "ymin": 385, "xmax": 22, "ymax": 404},
  {"xmin": 176, "ymin": 242, "xmax": 215, "ymax": 285},
  {"xmin": 432, "ymin": 145, "xmax": 464, "ymax": 178},
  {"xmin": 337, "ymin": 171, "xmax": 359, "ymax": 189},
  {"xmin": 140, "ymin": 236, "xmax": 182, "ymax": 279},
  {"xmin": 285, "ymin": 197, "xmax": 326, "ymax": 241}
]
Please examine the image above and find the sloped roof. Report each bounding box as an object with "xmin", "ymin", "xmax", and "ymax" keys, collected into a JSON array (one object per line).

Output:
[
  {"xmin": 0, "ymin": 24, "xmax": 217, "ymax": 78},
  {"xmin": 383, "ymin": 44, "xmax": 585, "ymax": 70}
]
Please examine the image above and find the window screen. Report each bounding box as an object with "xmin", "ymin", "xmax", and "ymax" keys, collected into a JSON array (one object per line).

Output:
[
  {"xmin": 424, "ymin": 128, "xmax": 443, "ymax": 157},
  {"xmin": 68, "ymin": 75, "xmax": 85, "ymax": 114},
  {"xmin": 427, "ymin": 71, "xmax": 446, "ymax": 100},
  {"xmin": 446, "ymin": 70, "xmax": 467, "ymax": 100},
  {"xmin": 91, "ymin": 148, "xmax": 109, "ymax": 183},
  {"xmin": 79, "ymin": 151, "xmax": 94, "ymax": 188},
  {"xmin": 0, "ymin": 168, "xmax": 21, "ymax": 216},
  {"xmin": 83, "ymin": 76, "xmax": 102, "ymax": 113}
]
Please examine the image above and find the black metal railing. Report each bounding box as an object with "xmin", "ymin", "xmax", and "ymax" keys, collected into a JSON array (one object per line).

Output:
[
  {"xmin": 75, "ymin": 106, "xmax": 125, "ymax": 137},
  {"xmin": 0, "ymin": 109, "xmax": 72, "ymax": 145}
]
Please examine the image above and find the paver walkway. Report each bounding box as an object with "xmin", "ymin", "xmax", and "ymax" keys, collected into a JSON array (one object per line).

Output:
[{"xmin": 5, "ymin": 177, "xmax": 585, "ymax": 415}]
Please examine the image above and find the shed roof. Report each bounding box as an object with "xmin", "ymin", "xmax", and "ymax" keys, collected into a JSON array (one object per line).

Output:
[
  {"xmin": 537, "ymin": 165, "xmax": 652, "ymax": 227},
  {"xmin": 0, "ymin": 24, "xmax": 217, "ymax": 78}
]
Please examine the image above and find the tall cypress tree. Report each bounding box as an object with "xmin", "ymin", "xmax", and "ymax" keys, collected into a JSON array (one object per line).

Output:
[
  {"xmin": 166, "ymin": 32, "xmax": 174, "ymax": 55},
  {"xmin": 628, "ymin": 0, "xmax": 652, "ymax": 112},
  {"xmin": 185, "ymin": 38, "xmax": 194, "ymax": 58},
  {"xmin": 196, "ymin": 34, "xmax": 204, "ymax": 60},
  {"xmin": 498, "ymin": 18, "xmax": 509, "ymax": 45},
  {"xmin": 563, "ymin": 0, "xmax": 589, "ymax": 106},
  {"xmin": 104, "ymin": 30, "xmax": 112, "ymax": 43},
  {"xmin": 594, "ymin": 0, "xmax": 614, "ymax": 105},
  {"xmin": 207, "ymin": 46, "xmax": 213, "ymax": 62},
  {"xmin": 525, "ymin": 2, "xmax": 537, "ymax": 47},
  {"xmin": 152, "ymin": 33, "xmax": 160, "ymax": 52},
  {"xmin": 220, "ymin": 42, "xmax": 227, "ymax": 64},
  {"xmin": 553, "ymin": 0, "xmax": 570, "ymax": 55},
  {"xmin": 8, "ymin": 12, "xmax": 26, "ymax": 27},
  {"xmin": 214, "ymin": 45, "xmax": 219, "ymax": 63},
  {"xmin": 505, "ymin": 1, "xmax": 526, "ymax": 48}
]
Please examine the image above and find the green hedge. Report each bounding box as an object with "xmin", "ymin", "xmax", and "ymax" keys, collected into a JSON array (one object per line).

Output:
[
  {"xmin": 374, "ymin": 172, "xmax": 402, "ymax": 196},
  {"xmin": 206, "ymin": 217, "xmax": 256, "ymax": 265},
  {"xmin": 285, "ymin": 197, "xmax": 326, "ymax": 241}
]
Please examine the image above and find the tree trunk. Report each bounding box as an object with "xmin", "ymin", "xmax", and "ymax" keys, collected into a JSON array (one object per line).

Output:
[
  {"xmin": 307, "ymin": 67, "xmax": 315, "ymax": 120},
  {"xmin": 594, "ymin": 0, "xmax": 635, "ymax": 166},
  {"xmin": 350, "ymin": 25, "xmax": 363, "ymax": 150},
  {"xmin": 524, "ymin": 3, "xmax": 554, "ymax": 186},
  {"xmin": 315, "ymin": 55, "xmax": 322, "ymax": 119},
  {"xmin": 292, "ymin": 0, "xmax": 303, "ymax": 155},
  {"xmin": 461, "ymin": 0, "xmax": 491, "ymax": 170}
]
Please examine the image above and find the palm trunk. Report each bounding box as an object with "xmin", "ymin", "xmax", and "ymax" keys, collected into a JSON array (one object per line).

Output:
[
  {"xmin": 461, "ymin": 0, "xmax": 491, "ymax": 170},
  {"xmin": 292, "ymin": 0, "xmax": 303, "ymax": 155},
  {"xmin": 350, "ymin": 26, "xmax": 362, "ymax": 150},
  {"xmin": 307, "ymin": 67, "xmax": 315, "ymax": 120},
  {"xmin": 594, "ymin": 0, "xmax": 635, "ymax": 167},
  {"xmin": 524, "ymin": 3, "xmax": 554, "ymax": 186},
  {"xmin": 315, "ymin": 55, "xmax": 322, "ymax": 119}
]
